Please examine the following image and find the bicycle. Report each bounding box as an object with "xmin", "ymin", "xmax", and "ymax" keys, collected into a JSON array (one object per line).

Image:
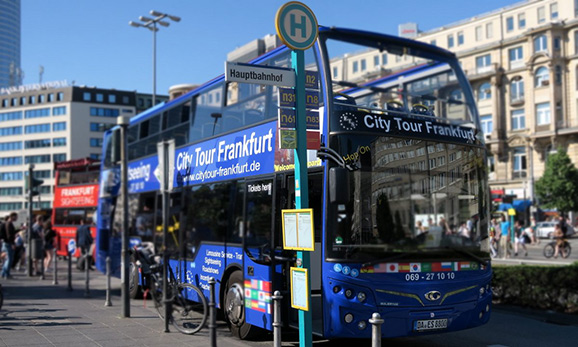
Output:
[
  {"xmin": 149, "ymin": 260, "xmax": 208, "ymax": 335},
  {"xmin": 543, "ymin": 238, "xmax": 572, "ymax": 259}
]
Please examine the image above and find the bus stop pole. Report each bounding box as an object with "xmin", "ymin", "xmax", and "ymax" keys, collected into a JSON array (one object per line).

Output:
[
  {"xmin": 292, "ymin": 49, "xmax": 312, "ymax": 347},
  {"xmin": 159, "ymin": 141, "xmax": 170, "ymax": 333},
  {"xmin": 118, "ymin": 116, "xmax": 131, "ymax": 318}
]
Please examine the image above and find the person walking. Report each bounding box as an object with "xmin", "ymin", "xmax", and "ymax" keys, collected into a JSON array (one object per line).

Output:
[
  {"xmin": 43, "ymin": 221, "xmax": 56, "ymax": 272},
  {"xmin": 499, "ymin": 214, "xmax": 511, "ymax": 259},
  {"xmin": 31, "ymin": 215, "xmax": 44, "ymax": 275},
  {"xmin": 1, "ymin": 212, "xmax": 19, "ymax": 279},
  {"xmin": 76, "ymin": 218, "xmax": 94, "ymax": 270},
  {"xmin": 513, "ymin": 220, "xmax": 528, "ymax": 257}
]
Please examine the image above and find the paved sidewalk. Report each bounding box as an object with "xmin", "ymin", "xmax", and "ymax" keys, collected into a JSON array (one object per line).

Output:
[{"xmin": 0, "ymin": 259, "xmax": 256, "ymax": 347}]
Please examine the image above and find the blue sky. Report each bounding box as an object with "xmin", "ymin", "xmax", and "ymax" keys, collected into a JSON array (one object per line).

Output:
[{"xmin": 22, "ymin": 0, "xmax": 516, "ymax": 95}]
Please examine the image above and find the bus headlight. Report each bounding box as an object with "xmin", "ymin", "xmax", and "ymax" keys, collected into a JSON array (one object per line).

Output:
[
  {"xmin": 345, "ymin": 288, "xmax": 354, "ymax": 299},
  {"xmin": 357, "ymin": 320, "xmax": 367, "ymax": 330},
  {"xmin": 344, "ymin": 313, "xmax": 354, "ymax": 323},
  {"xmin": 357, "ymin": 291, "xmax": 366, "ymax": 303},
  {"xmin": 333, "ymin": 285, "xmax": 341, "ymax": 294}
]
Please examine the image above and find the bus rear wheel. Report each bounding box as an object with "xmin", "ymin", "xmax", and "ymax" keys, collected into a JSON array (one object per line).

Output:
[{"xmin": 224, "ymin": 271, "xmax": 258, "ymax": 339}]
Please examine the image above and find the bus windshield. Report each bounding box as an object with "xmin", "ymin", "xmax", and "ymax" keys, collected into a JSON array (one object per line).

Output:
[{"xmin": 322, "ymin": 30, "xmax": 489, "ymax": 262}]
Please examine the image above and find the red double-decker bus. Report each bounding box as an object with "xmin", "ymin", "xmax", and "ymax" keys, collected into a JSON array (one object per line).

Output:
[{"xmin": 52, "ymin": 158, "xmax": 100, "ymax": 257}]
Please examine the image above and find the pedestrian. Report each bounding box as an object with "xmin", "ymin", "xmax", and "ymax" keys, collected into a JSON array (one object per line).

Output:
[
  {"xmin": 499, "ymin": 214, "xmax": 511, "ymax": 259},
  {"xmin": 43, "ymin": 221, "xmax": 56, "ymax": 272},
  {"xmin": 12, "ymin": 230, "xmax": 25, "ymax": 271},
  {"xmin": 76, "ymin": 218, "xmax": 94, "ymax": 270},
  {"xmin": 31, "ymin": 215, "xmax": 45, "ymax": 275},
  {"xmin": 489, "ymin": 218, "xmax": 499, "ymax": 258},
  {"xmin": 513, "ymin": 220, "xmax": 528, "ymax": 257},
  {"xmin": 1, "ymin": 212, "xmax": 19, "ymax": 279}
]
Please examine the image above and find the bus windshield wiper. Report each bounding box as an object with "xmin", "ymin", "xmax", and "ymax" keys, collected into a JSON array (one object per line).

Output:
[{"xmin": 444, "ymin": 247, "xmax": 489, "ymax": 267}]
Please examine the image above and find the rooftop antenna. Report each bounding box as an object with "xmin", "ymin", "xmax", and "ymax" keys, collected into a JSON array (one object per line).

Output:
[{"xmin": 39, "ymin": 65, "xmax": 44, "ymax": 84}]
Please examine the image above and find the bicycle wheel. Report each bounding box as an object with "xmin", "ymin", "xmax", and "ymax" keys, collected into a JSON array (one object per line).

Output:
[
  {"xmin": 543, "ymin": 243, "xmax": 555, "ymax": 258},
  {"xmin": 170, "ymin": 283, "xmax": 208, "ymax": 335},
  {"xmin": 562, "ymin": 243, "xmax": 572, "ymax": 259},
  {"xmin": 149, "ymin": 274, "xmax": 165, "ymax": 319}
]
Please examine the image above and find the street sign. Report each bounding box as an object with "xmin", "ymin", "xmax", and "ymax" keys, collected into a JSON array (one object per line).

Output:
[
  {"xmin": 67, "ymin": 239, "xmax": 77, "ymax": 255},
  {"xmin": 275, "ymin": 1, "xmax": 319, "ymax": 50},
  {"xmin": 225, "ymin": 62, "xmax": 295, "ymax": 87}
]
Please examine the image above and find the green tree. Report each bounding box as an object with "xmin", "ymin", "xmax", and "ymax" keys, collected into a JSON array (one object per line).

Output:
[{"xmin": 535, "ymin": 148, "xmax": 578, "ymax": 215}]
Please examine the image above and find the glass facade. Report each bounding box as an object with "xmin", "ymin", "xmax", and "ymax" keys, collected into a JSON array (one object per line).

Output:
[{"xmin": 0, "ymin": 0, "xmax": 21, "ymax": 88}]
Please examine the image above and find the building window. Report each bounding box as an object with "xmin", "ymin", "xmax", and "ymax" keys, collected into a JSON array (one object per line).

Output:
[
  {"xmin": 0, "ymin": 141, "xmax": 22, "ymax": 151},
  {"xmin": 381, "ymin": 53, "xmax": 387, "ymax": 65},
  {"xmin": 0, "ymin": 187, "xmax": 23, "ymax": 196},
  {"xmin": 29, "ymin": 95, "xmax": 35, "ymax": 104},
  {"xmin": 108, "ymin": 94, "xmax": 116, "ymax": 103},
  {"xmin": 122, "ymin": 96, "xmax": 130, "ymax": 104},
  {"xmin": 509, "ymin": 46, "xmax": 524, "ymax": 69},
  {"xmin": 53, "ymin": 137, "xmax": 66, "ymax": 147},
  {"xmin": 25, "ymin": 155, "xmax": 51, "ymax": 164},
  {"xmin": 332, "ymin": 66, "xmax": 338, "ymax": 78},
  {"xmin": 480, "ymin": 115, "xmax": 493, "ymax": 135},
  {"xmin": 457, "ymin": 31, "xmax": 464, "ymax": 45},
  {"xmin": 25, "ymin": 124, "xmax": 51, "ymax": 134},
  {"xmin": 511, "ymin": 109, "xmax": 526, "ymax": 130},
  {"xmin": 511, "ymin": 78, "xmax": 525, "ymax": 102},
  {"xmin": 536, "ymin": 102, "xmax": 551, "ymax": 125},
  {"xmin": 20, "ymin": 97, "xmax": 26, "ymax": 106},
  {"xmin": 551, "ymin": 2, "xmax": 558, "ymax": 20},
  {"xmin": 0, "ymin": 111, "xmax": 22, "ymax": 121},
  {"xmin": 90, "ymin": 138, "xmax": 103, "ymax": 147},
  {"xmin": 352, "ymin": 61, "xmax": 358, "ymax": 73},
  {"xmin": 476, "ymin": 54, "xmax": 492, "ymax": 74},
  {"xmin": 39, "ymin": 94, "xmax": 45, "ymax": 103},
  {"xmin": 537, "ymin": 6, "xmax": 545, "ymax": 23},
  {"xmin": 90, "ymin": 122, "xmax": 114, "ymax": 132},
  {"xmin": 486, "ymin": 22, "xmax": 493, "ymax": 39},
  {"xmin": 513, "ymin": 147, "xmax": 527, "ymax": 178},
  {"xmin": 478, "ymin": 82, "xmax": 491, "ymax": 100},
  {"xmin": 0, "ymin": 157, "xmax": 22, "ymax": 165},
  {"xmin": 447, "ymin": 34, "xmax": 454, "ymax": 48},
  {"xmin": 48, "ymin": 93, "xmax": 54, "ymax": 102},
  {"xmin": 534, "ymin": 35, "xmax": 547, "ymax": 53},
  {"xmin": 25, "ymin": 139, "xmax": 51, "ymax": 149},
  {"xmin": 360, "ymin": 59, "xmax": 366, "ymax": 71},
  {"xmin": 90, "ymin": 107, "xmax": 120, "ymax": 117},
  {"xmin": 57, "ymin": 92, "xmax": 64, "ymax": 101},
  {"xmin": 506, "ymin": 17, "xmax": 514, "ymax": 32},
  {"xmin": 53, "ymin": 154, "xmax": 67, "ymax": 163},
  {"xmin": 0, "ymin": 126, "xmax": 22, "ymax": 136},
  {"xmin": 25, "ymin": 108, "xmax": 50, "ymax": 118},
  {"xmin": 518, "ymin": 13, "xmax": 526, "ymax": 29},
  {"xmin": 96, "ymin": 93, "xmax": 104, "ymax": 102},
  {"xmin": 475, "ymin": 26, "xmax": 482, "ymax": 41},
  {"xmin": 430, "ymin": 39, "xmax": 436, "ymax": 46},
  {"xmin": 374, "ymin": 55, "xmax": 379, "ymax": 67},
  {"xmin": 554, "ymin": 36, "xmax": 561, "ymax": 51},
  {"xmin": 53, "ymin": 122, "xmax": 67, "ymax": 131},
  {"xmin": 534, "ymin": 66, "xmax": 549, "ymax": 87},
  {"xmin": 53, "ymin": 106, "xmax": 67, "ymax": 115},
  {"xmin": 0, "ymin": 172, "xmax": 23, "ymax": 181},
  {"xmin": 83, "ymin": 92, "xmax": 91, "ymax": 101}
]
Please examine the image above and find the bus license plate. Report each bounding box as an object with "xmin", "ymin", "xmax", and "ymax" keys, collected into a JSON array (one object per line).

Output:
[{"xmin": 414, "ymin": 318, "xmax": 448, "ymax": 331}]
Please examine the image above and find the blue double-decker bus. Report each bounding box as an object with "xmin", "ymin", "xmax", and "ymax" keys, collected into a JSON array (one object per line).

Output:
[{"xmin": 96, "ymin": 26, "xmax": 491, "ymax": 340}]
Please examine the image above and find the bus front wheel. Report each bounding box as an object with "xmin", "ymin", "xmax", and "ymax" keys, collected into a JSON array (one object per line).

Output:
[{"xmin": 224, "ymin": 271, "xmax": 257, "ymax": 339}]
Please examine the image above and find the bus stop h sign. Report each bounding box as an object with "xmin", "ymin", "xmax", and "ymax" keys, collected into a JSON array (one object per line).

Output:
[{"xmin": 275, "ymin": 1, "xmax": 318, "ymax": 50}]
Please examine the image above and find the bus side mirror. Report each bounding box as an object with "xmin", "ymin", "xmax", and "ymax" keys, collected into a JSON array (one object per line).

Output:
[{"xmin": 329, "ymin": 167, "xmax": 350, "ymax": 204}]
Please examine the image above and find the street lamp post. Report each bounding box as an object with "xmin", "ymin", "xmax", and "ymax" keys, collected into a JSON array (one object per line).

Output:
[
  {"xmin": 129, "ymin": 10, "xmax": 181, "ymax": 106},
  {"xmin": 117, "ymin": 115, "xmax": 131, "ymax": 318}
]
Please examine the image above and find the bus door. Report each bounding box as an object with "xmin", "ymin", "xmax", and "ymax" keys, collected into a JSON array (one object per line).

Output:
[
  {"xmin": 283, "ymin": 172, "xmax": 324, "ymax": 334},
  {"xmin": 243, "ymin": 178, "xmax": 275, "ymax": 330}
]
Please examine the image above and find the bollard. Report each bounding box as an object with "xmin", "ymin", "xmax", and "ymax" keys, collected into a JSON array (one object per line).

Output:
[
  {"xmin": 369, "ymin": 312, "xmax": 384, "ymax": 347},
  {"xmin": 104, "ymin": 256, "xmax": 112, "ymax": 306},
  {"xmin": 39, "ymin": 252, "xmax": 45, "ymax": 281},
  {"xmin": 52, "ymin": 251, "xmax": 58, "ymax": 285},
  {"xmin": 84, "ymin": 252, "xmax": 90, "ymax": 298},
  {"xmin": 208, "ymin": 277, "xmax": 217, "ymax": 347},
  {"xmin": 67, "ymin": 254, "xmax": 73, "ymax": 291},
  {"xmin": 273, "ymin": 290, "xmax": 283, "ymax": 347}
]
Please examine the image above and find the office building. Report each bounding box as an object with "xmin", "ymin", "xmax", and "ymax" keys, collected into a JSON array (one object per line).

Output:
[
  {"xmin": 0, "ymin": 82, "xmax": 164, "ymax": 212},
  {"xmin": 0, "ymin": 0, "xmax": 21, "ymax": 88}
]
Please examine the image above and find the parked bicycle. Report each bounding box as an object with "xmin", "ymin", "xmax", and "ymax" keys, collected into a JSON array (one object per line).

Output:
[
  {"xmin": 132, "ymin": 244, "xmax": 207, "ymax": 335},
  {"xmin": 543, "ymin": 238, "xmax": 572, "ymax": 259}
]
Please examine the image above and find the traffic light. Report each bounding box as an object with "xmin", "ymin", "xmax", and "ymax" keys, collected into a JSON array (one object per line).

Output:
[{"xmin": 25, "ymin": 173, "xmax": 44, "ymax": 197}]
